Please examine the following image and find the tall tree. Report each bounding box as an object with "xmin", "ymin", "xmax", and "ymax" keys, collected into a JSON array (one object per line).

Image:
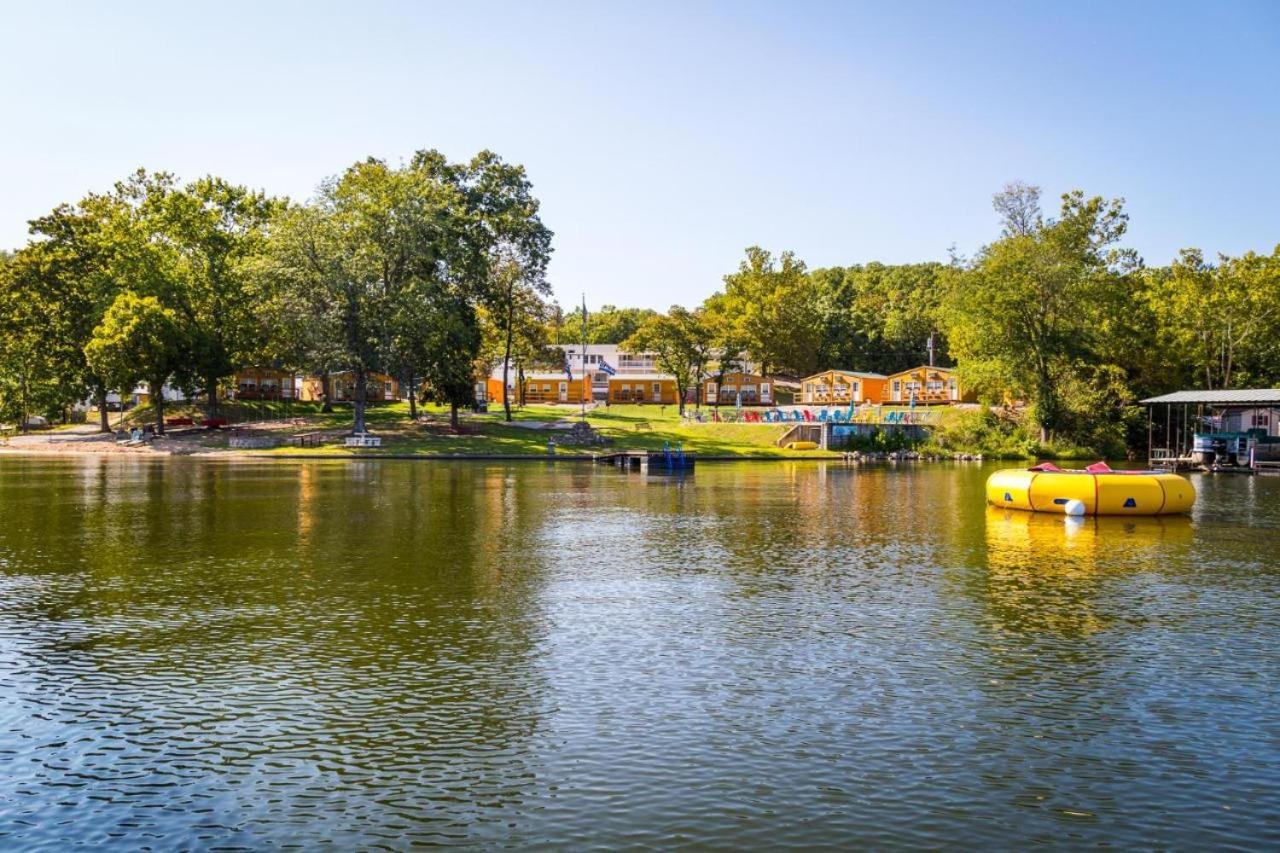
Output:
[
  {"xmin": 84, "ymin": 292, "xmax": 185, "ymax": 433},
  {"xmin": 623, "ymin": 306, "xmax": 710, "ymax": 415},
  {"xmin": 942, "ymin": 189, "xmax": 1138, "ymax": 442},
  {"xmin": 419, "ymin": 291, "xmax": 484, "ymax": 430},
  {"xmin": 7, "ymin": 172, "xmax": 167, "ymax": 430},
  {"xmin": 1145, "ymin": 247, "xmax": 1280, "ymax": 390},
  {"xmin": 149, "ymin": 176, "xmax": 282, "ymax": 413},
  {"xmin": 716, "ymin": 247, "xmax": 822, "ymax": 376},
  {"xmin": 457, "ymin": 152, "xmax": 554, "ymax": 422}
]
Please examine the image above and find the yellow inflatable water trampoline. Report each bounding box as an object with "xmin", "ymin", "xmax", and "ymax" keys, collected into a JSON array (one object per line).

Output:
[{"xmin": 986, "ymin": 462, "xmax": 1195, "ymax": 516}]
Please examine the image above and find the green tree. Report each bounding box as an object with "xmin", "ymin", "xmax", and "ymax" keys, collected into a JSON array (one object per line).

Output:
[
  {"xmin": 942, "ymin": 188, "xmax": 1138, "ymax": 443},
  {"xmin": 810, "ymin": 262, "xmax": 948, "ymax": 374},
  {"xmin": 0, "ymin": 252, "xmax": 71, "ymax": 429},
  {"xmin": 6, "ymin": 173, "xmax": 170, "ymax": 430},
  {"xmin": 84, "ymin": 292, "xmax": 185, "ymax": 433},
  {"xmin": 419, "ymin": 291, "xmax": 484, "ymax": 429},
  {"xmin": 459, "ymin": 152, "xmax": 554, "ymax": 422},
  {"xmin": 715, "ymin": 247, "xmax": 822, "ymax": 376},
  {"xmin": 1145, "ymin": 247, "xmax": 1280, "ymax": 390},
  {"xmin": 554, "ymin": 304, "xmax": 658, "ymax": 345},
  {"xmin": 149, "ymin": 176, "xmax": 282, "ymax": 413},
  {"xmin": 623, "ymin": 306, "xmax": 710, "ymax": 415}
]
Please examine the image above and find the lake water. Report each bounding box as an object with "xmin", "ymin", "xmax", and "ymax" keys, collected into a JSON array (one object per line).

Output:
[{"xmin": 0, "ymin": 457, "xmax": 1277, "ymax": 848}]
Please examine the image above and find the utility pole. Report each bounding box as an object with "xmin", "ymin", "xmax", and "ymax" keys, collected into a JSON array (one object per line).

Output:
[
  {"xmin": 581, "ymin": 294, "xmax": 588, "ymax": 420},
  {"xmin": 927, "ymin": 331, "xmax": 936, "ymax": 368}
]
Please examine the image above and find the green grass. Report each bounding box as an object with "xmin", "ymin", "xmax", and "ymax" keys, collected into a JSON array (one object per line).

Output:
[{"xmin": 227, "ymin": 401, "xmax": 841, "ymax": 458}]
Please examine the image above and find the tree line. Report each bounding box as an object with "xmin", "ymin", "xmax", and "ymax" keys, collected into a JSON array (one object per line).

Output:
[
  {"xmin": 608, "ymin": 184, "xmax": 1280, "ymax": 453},
  {"xmin": 4, "ymin": 169, "xmax": 1277, "ymax": 454},
  {"xmin": 0, "ymin": 150, "xmax": 552, "ymax": 433}
]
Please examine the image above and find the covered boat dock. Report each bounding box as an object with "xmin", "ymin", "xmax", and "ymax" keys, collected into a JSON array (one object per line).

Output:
[{"xmin": 1140, "ymin": 389, "xmax": 1280, "ymax": 473}]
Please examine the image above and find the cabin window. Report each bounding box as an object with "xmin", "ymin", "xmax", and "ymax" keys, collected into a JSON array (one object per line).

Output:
[
  {"xmin": 707, "ymin": 382, "xmax": 718, "ymax": 398},
  {"xmin": 761, "ymin": 383, "xmax": 771, "ymax": 400},
  {"xmin": 852, "ymin": 381, "xmax": 859, "ymax": 393},
  {"xmin": 892, "ymin": 380, "xmax": 901, "ymax": 394},
  {"xmin": 652, "ymin": 383, "xmax": 661, "ymax": 397},
  {"xmin": 1252, "ymin": 412, "xmax": 1270, "ymax": 428}
]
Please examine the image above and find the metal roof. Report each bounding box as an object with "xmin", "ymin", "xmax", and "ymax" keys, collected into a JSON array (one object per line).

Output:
[
  {"xmin": 800, "ymin": 369, "xmax": 888, "ymax": 380},
  {"xmin": 1139, "ymin": 389, "xmax": 1280, "ymax": 405}
]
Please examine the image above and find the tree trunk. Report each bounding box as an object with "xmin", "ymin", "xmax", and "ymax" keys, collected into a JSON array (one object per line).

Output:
[
  {"xmin": 95, "ymin": 385, "xmax": 110, "ymax": 432},
  {"xmin": 407, "ymin": 375, "xmax": 418, "ymax": 420},
  {"xmin": 206, "ymin": 376, "xmax": 219, "ymax": 416},
  {"xmin": 450, "ymin": 402, "xmax": 459, "ymax": 431},
  {"xmin": 353, "ymin": 367, "xmax": 367, "ymax": 434},
  {"xmin": 320, "ymin": 371, "xmax": 333, "ymax": 413},
  {"xmin": 18, "ymin": 372, "xmax": 28, "ymax": 434},
  {"xmin": 153, "ymin": 381, "xmax": 166, "ymax": 435},
  {"xmin": 502, "ymin": 296, "xmax": 515, "ymax": 422},
  {"xmin": 518, "ymin": 365, "xmax": 526, "ymax": 408}
]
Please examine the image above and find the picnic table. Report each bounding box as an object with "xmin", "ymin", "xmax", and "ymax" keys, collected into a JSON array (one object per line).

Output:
[
  {"xmin": 201, "ymin": 417, "xmax": 229, "ymax": 429},
  {"xmin": 633, "ymin": 421, "xmax": 653, "ymax": 431},
  {"xmin": 165, "ymin": 417, "xmax": 195, "ymax": 427},
  {"xmin": 290, "ymin": 432, "xmax": 327, "ymax": 448}
]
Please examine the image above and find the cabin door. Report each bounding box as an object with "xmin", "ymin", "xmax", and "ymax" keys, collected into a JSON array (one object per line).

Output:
[{"xmin": 559, "ymin": 382, "xmax": 568, "ymax": 402}]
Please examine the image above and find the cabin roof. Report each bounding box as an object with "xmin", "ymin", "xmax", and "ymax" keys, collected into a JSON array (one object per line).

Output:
[
  {"xmin": 885, "ymin": 364, "xmax": 956, "ymax": 378},
  {"xmin": 800, "ymin": 369, "xmax": 888, "ymax": 381},
  {"xmin": 1140, "ymin": 389, "xmax": 1280, "ymax": 405}
]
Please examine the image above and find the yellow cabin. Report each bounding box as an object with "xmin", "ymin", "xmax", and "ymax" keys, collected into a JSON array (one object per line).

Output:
[
  {"xmin": 301, "ymin": 372, "xmax": 401, "ymax": 403},
  {"xmin": 608, "ymin": 375, "xmax": 679, "ymax": 405},
  {"xmin": 703, "ymin": 373, "xmax": 774, "ymax": 406},
  {"xmin": 800, "ymin": 370, "xmax": 887, "ymax": 405},
  {"xmin": 517, "ymin": 373, "xmax": 592, "ymax": 405},
  {"xmin": 883, "ymin": 365, "xmax": 973, "ymax": 404},
  {"xmin": 230, "ymin": 367, "xmax": 300, "ymax": 400}
]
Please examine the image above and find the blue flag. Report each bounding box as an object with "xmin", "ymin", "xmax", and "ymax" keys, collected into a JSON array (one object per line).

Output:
[{"xmin": 599, "ymin": 360, "xmax": 617, "ymax": 376}]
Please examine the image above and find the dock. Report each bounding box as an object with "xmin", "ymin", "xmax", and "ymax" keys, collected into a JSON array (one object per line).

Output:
[{"xmin": 597, "ymin": 447, "xmax": 695, "ymax": 473}]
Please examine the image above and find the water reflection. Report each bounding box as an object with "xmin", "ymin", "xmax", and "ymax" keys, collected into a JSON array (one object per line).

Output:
[
  {"xmin": 0, "ymin": 459, "xmax": 1276, "ymax": 847},
  {"xmin": 0, "ymin": 459, "xmax": 555, "ymax": 846}
]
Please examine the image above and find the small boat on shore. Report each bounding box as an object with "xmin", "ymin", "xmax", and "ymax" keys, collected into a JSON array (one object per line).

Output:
[{"xmin": 986, "ymin": 462, "xmax": 1195, "ymax": 516}]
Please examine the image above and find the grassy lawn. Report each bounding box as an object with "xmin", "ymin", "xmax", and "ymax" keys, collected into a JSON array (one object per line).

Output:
[{"xmin": 214, "ymin": 401, "xmax": 838, "ymax": 458}]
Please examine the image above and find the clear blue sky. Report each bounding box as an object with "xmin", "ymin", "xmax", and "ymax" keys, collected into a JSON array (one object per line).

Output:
[{"xmin": 3, "ymin": 1, "xmax": 1278, "ymax": 309}]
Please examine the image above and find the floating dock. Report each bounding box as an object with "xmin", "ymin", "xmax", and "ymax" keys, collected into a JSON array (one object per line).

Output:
[{"xmin": 597, "ymin": 447, "xmax": 695, "ymax": 473}]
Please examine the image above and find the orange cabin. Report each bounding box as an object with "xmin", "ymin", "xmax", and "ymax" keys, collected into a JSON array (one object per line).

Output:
[
  {"xmin": 882, "ymin": 365, "xmax": 973, "ymax": 404},
  {"xmin": 608, "ymin": 375, "xmax": 679, "ymax": 405},
  {"xmin": 800, "ymin": 370, "xmax": 887, "ymax": 405},
  {"xmin": 702, "ymin": 373, "xmax": 774, "ymax": 406}
]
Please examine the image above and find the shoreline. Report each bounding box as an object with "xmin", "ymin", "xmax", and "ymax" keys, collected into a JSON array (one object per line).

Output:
[{"xmin": 0, "ymin": 444, "xmax": 858, "ymax": 463}]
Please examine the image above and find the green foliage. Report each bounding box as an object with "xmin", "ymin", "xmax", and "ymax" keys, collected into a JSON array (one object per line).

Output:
[
  {"xmin": 622, "ymin": 306, "xmax": 710, "ymax": 413},
  {"xmin": 940, "ymin": 188, "xmax": 1139, "ymax": 443},
  {"xmin": 147, "ymin": 176, "xmax": 283, "ymax": 406},
  {"xmin": 418, "ymin": 292, "xmax": 484, "ymax": 427},
  {"xmin": 810, "ymin": 262, "xmax": 947, "ymax": 374},
  {"xmin": 1144, "ymin": 247, "xmax": 1280, "ymax": 391},
  {"xmin": 712, "ymin": 247, "xmax": 822, "ymax": 376},
  {"xmin": 551, "ymin": 304, "xmax": 658, "ymax": 345},
  {"xmin": 84, "ymin": 292, "xmax": 184, "ymax": 418}
]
